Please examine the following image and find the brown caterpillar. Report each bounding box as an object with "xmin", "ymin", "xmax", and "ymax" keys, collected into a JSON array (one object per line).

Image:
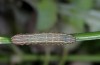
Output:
[{"xmin": 11, "ymin": 33, "xmax": 76, "ymax": 45}]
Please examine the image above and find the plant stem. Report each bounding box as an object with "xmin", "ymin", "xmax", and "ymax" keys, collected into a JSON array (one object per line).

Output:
[
  {"xmin": 1, "ymin": 32, "xmax": 100, "ymax": 44},
  {"xmin": 1, "ymin": 55, "xmax": 100, "ymax": 62},
  {"xmin": 0, "ymin": 37, "xmax": 11, "ymax": 44},
  {"xmin": 74, "ymin": 32, "xmax": 100, "ymax": 41},
  {"xmin": 59, "ymin": 48, "xmax": 68, "ymax": 65}
]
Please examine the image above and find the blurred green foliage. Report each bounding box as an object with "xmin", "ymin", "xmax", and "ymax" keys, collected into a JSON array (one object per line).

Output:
[
  {"xmin": 36, "ymin": 0, "xmax": 57, "ymax": 31},
  {"xmin": 0, "ymin": 0, "xmax": 100, "ymax": 65}
]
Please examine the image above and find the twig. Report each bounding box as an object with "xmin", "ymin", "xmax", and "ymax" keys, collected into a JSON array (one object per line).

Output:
[{"xmin": 1, "ymin": 32, "xmax": 100, "ymax": 44}]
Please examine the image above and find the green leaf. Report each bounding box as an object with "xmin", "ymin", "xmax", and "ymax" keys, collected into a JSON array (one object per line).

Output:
[
  {"xmin": 69, "ymin": 13, "xmax": 85, "ymax": 32},
  {"xmin": 75, "ymin": 0, "xmax": 93, "ymax": 11},
  {"xmin": 36, "ymin": 0, "xmax": 57, "ymax": 31}
]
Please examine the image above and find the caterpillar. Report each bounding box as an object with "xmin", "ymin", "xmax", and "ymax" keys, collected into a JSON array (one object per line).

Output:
[{"xmin": 11, "ymin": 33, "xmax": 76, "ymax": 45}]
